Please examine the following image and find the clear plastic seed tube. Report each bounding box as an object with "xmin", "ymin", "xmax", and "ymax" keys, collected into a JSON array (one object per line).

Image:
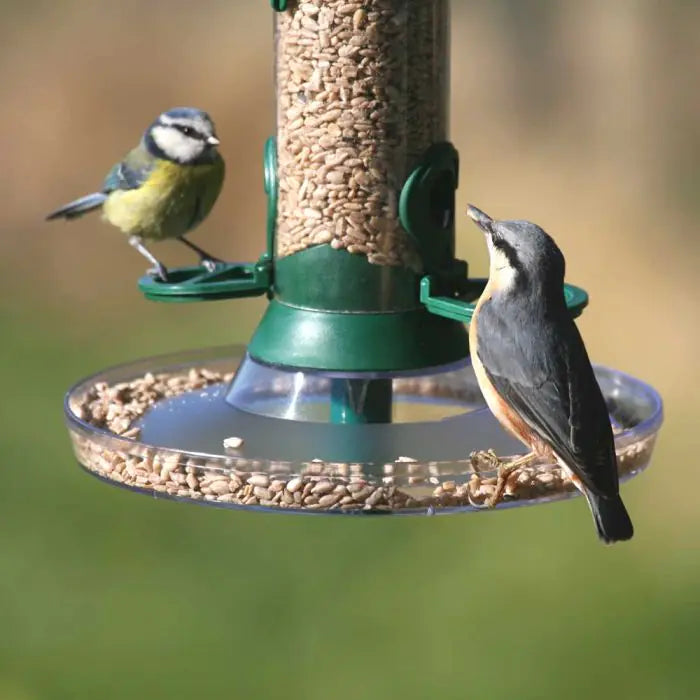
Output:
[{"xmin": 275, "ymin": 0, "xmax": 449, "ymax": 268}]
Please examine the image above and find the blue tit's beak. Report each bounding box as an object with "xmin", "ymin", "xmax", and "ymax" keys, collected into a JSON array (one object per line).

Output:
[
  {"xmin": 207, "ymin": 135, "xmax": 220, "ymax": 146},
  {"xmin": 467, "ymin": 204, "xmax": 494, "ymax": 235}
]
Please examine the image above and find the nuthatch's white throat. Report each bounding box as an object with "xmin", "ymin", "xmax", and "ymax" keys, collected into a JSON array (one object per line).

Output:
[{"xmin": 467, "ymin": 204, "xmax": 633, "ymax": 543}]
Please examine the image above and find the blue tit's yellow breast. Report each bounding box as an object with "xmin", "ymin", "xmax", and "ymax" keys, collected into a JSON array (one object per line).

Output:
[{"xmin": 103, "ymin": 156, "xmax": 225, "ymax": 241}]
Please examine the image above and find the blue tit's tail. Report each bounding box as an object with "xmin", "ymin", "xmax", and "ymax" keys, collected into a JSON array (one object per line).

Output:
[
  {"xmin": 46, "ymin": 192, "xmax": 107, "ymax": 221},
  {"xmin": 585, "ymin": 491, "xmax": 634, "ymax": 544}
]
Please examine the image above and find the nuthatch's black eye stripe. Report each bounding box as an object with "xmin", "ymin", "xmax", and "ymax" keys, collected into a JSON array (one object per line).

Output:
[{"xmin": 493, "ymin": 237, "xmax": 524, "ymax": 273}]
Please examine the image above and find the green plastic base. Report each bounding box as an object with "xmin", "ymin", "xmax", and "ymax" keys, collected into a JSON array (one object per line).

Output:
[
  {"xmin": 275, "ymin": 245, "xmax": 418, "ymax": 311},
  {"xmin": 248, "ymin": 299, "xmax": 469, "ymax": 372}
]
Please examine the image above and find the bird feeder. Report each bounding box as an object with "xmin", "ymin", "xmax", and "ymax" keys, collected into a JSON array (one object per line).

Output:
[{"xmin": 64, "ymin": 0, "xmax": 662, "ymax": 515}]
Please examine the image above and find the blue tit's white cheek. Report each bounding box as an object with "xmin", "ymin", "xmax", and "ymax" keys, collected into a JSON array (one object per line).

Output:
[{"xmin": 151, "ymin": 125, "xmax": 204, "ymax": 163}]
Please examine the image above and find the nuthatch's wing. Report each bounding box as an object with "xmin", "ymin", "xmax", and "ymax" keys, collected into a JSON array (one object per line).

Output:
[
  {"xmin": 476, "ymin": 302, "xmax": 619, "ymax": 498},
  {"xmin": 102, "ymin": 145, "xmax": 156, "ymax": 194}
]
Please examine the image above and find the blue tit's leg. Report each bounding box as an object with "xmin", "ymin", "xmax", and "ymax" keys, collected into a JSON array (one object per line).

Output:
[
  {"xmin": 178, "ymin": 237, "xmax": 223, "ymax": 272},
  {"xmin": 128, "ymin": 236, "xmax": 169, "ymax": 281}
]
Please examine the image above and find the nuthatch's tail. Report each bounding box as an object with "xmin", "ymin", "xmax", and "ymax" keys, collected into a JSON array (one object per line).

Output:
[
  {"xmin": 46, "ymin": 192, "xmax": 107, "ymax": 221},
  {"xmin": 585, "ymin": 491, "xmax": 634, "ymax": 544}
]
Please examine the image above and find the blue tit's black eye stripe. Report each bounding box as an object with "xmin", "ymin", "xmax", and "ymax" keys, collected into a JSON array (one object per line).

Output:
[{"xmin": 172, "ymin": 124, "xmax": 206, "ymax": 140}]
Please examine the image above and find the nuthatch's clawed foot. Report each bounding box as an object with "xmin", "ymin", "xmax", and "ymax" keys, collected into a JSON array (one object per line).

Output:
[
  {"xmin": 469, "ymin": 448, "xmax": 501, "ymax": 473},
  {"xmin": 485, "ymin": 462, "xmax": 519, "ymax": 508},
  {"xmin": 485, "ymin": 452, "xmax": 538, "ymax": 508}
]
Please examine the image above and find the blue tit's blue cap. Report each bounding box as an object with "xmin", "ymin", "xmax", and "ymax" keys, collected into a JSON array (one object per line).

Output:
[{"xmin": 161, "ymin": 107, "xmax": 212, "ymax": 121}]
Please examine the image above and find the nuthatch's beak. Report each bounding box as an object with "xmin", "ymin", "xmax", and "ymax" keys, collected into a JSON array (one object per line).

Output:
[
  {"xmin": 467, "ymin": 204, "xmax": 494, "ymax": 235},
  {"xmin": 207, "ymin": 135, "xmax": 220, "ymax": 146}
]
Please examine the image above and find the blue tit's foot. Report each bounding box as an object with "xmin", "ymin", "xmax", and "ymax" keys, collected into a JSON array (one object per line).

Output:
[
  {"xmin": 129, "ymin": 236, "xmax": 169, "ymax": 282},
  {"xmin": 148, "ymin": 262, "xmax": 169, "ymax": 282},
  {"xmin": 201, "ymin": 256, "xmax": 224, "ymax": 273},
  {"xmin": 178, "ymin": 237, "xmax": 223, "ymax": 271}
]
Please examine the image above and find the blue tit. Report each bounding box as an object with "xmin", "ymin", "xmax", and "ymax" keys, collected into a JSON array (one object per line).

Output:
[{"xmin": 47, "ymin": 107, "xmax": 225, "ymax": 281}]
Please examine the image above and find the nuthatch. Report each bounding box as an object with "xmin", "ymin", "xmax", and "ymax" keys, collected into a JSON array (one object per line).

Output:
[
  {"xmin": 47, "ymin": 107, "xmax": 225, "ymax": 281},
  {"xmin": 466, "ymin": 204, "xmax": 633, "ymax": 544}
]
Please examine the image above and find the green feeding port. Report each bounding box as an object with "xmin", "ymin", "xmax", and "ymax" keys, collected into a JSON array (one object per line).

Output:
[
  {"xmin": 399, "ymin": 142, "xmax": 460, "ymax": 274},
  {"xmin": 246, "ymin": 140, "xmax": 471, "ymax": 373},
  {"xmin": 419, "ymin": 276, "xmax": 590, "ymax": 325}
]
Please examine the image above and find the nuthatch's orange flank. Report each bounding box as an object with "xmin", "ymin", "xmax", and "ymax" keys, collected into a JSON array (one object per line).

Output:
[{"xmin": 467, "ymin": 204, "xmax": 633, "ymax": 544}]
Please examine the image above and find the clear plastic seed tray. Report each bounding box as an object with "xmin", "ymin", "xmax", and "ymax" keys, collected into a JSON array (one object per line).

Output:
[{"xmin": 65, "ymin": 346, "xmax": 662, "ymax": 515}]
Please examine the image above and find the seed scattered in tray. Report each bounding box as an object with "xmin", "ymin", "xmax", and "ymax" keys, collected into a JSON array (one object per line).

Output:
[{"xmin": 67, "ymin": 367, "xmax": 656, "ymax": 514}]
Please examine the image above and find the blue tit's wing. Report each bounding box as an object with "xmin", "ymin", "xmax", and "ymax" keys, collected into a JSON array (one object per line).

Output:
[
  {"xmin": 47, "ymin": 143, "xmax": 156, "ymax": 221},
  {"xmin": 102, "ymin": 144, "xmax": 155, "ymax": 193},
  {"xmin": 476, "ymin": 299, "xmax": 619, "ymax": 498}
]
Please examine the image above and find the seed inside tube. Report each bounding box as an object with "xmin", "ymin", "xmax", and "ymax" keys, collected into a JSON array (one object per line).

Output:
[{"xmin": 274, "ymin": 0, "xmax": 448, "ymax": 270}]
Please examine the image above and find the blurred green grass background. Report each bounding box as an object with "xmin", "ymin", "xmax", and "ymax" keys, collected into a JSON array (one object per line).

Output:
[{"xmin": 1, "ymin": 2, "xmax": 699, "ymax": 698}]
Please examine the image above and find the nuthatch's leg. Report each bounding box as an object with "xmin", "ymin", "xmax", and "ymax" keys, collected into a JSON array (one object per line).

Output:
[
  {"xmin": 178, "ymin": 237, "xmax": 223, "ymax": 272},
  {"xmin": 485, "ymin": 452, "xmax": 539, "ymax": 508},
  {"xmin": 129, "ymin": 236, "xmax": 168, "ymax": 282}
]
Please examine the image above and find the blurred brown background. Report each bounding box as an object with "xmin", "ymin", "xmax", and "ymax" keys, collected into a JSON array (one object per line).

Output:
[{"xmin": 1, "ymin": 2, "xmax": 699, "ymax": 699}]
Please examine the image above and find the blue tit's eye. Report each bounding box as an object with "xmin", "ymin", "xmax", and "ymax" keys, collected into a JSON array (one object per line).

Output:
[{"xmin": 173, "ymin": 124, "xmax": 197, "ymax": 138}]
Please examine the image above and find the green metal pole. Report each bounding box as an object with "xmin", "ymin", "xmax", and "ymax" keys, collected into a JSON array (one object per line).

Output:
[{"xmin": 330, "ymin": 378, "xmax": 393, "ymax": 424}]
